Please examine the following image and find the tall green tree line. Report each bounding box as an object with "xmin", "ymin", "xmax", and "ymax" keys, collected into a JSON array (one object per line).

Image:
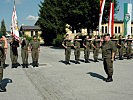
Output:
[
  {"xmin": 37, "ymin": 0, "xmax": 118, "ymax": 45},
  {"xmin": 0, "ymin": 19, "xmax": 7, "ymax": 36}
]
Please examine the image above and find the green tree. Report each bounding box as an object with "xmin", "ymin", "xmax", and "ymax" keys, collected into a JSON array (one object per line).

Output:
[
  {"xmin": 37, "ymin": 0, "xmax": 118, "ymax": 45},
  {"xmin": 0, "ymin": 19, "xmax": 7, "ymax": 36}
]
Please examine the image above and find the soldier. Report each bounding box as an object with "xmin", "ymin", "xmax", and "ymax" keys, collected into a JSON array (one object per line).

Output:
[
  {"xmin": 111, "ymin": 35, "xmax": 118, "ymax": 61},
  {"xmin": 117, "ymin": 35, "xmax": 125, "ymax": 60},
  {"xmin": 83, "ymin": 35, "xmax": 91, "ymax": 63},
  {"xmin": 126, "ymin": 35, "xmax": 132, "ymax": 59},
  {"xmin": 0, "ymin": 35, "xmax": 8, "ymax": 68},
  {"xmin": 62, "ymin": 34, "xmax": 72, "ymax": 65},
  {"xmin": 73, "ymin": 35, "xmax": 81, "ymax": 64},
  {"xmin": 21, "ymin": 36, "xmax": 29, "ymax": 68},
  {"xmin": 92, "ymin": 35, "xmax": 100, "ymax": 62},
  {"xmin": 10, "ymin": 37, "xmax": 19, "ymax": 68},
  {"xmin": 102, "ymin": 34, "xmax": 115, "ymax": 82},
  {"xmin": 30, "ymin": 35, "xmax": 40, "ymax": 67},
  {"xmin": 0, "ymin": 34, "xmax": 6, "ymax": 92}
]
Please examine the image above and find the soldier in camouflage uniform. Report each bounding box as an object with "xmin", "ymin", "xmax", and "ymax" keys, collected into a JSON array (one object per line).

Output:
[
  {"xmin": 102, "ymin": 34, "xmax": 115, "ymax": 82},
  {"xmin": 111, "ymin": 35, "xmax": 118, "ymax": 61},
  {"xmin": 62, "ymin": 34, "xmax": 72, "ymax": 65},
  {"xmin": 0, "ymin": 34, "xmax": 6, "ymax": 92},
  {"xmin": 83, "ymin": 35, "xmax": 91, "ymax": 63},
  {"xmin": 30, "ymin": 36, "xmax": 40, "ymax": 67},
  {"xmin": 117, "ymin": 35, "xmax": 125, "ymax": 60},
  {"xmin": 21, "ymin": 36, "xmax": 29, "ymax": 68},
  {"xmin": 92, "ymin": 35, "xmax": 100, "ymax": 62},
  {"xmin": 126, "ymin": 35, "xmax": 132, "ymax": 59},
  {"xmin": 73, "ymin": 35, "xmax": 81, "ymax": 64}
]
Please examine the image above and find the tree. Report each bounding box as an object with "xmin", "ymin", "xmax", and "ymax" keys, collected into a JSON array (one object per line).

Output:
[
  {"xmin": 37, "ymin": 0, "xmax": 118, "ymax": 45},
  {"xmin": 0, "ymin": 19, "xmax": 7, "ymax": 36}
]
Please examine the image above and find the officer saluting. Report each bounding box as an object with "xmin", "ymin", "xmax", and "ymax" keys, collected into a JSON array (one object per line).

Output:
[
  {"xmin": 62, "ymin": 34, "xmax": 72, "ymax": 65},
  {"xmin": 126, "ymin": 35, "xmax": 132, "ymax": 59},
  {"xmin": 102, "ymin": 34, "xmax": 115, "ymax": 82},
  {"xmin": 30, "ymin": 35, "xmax": 40, "ymax": 67},
  {"xmin": 83, "ymin": 35, "xmax": 91, "ymax": 63}
]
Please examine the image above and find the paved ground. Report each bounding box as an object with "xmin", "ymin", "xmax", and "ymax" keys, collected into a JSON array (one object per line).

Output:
[{"xmin": 0, "ymin": 46, "xmax": 133, "ymax": 100}]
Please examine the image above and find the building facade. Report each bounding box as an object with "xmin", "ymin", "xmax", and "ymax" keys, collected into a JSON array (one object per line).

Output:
[
  {"xmin": 94, "ymin": 21, "xmax": 133, "ymax": 36},
  {"xmin": 19, "ymin": 26, "xmax": 44, "ymax": 43}
]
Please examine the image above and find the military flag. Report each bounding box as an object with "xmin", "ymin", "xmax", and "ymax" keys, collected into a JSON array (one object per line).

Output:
[
  {"xmin": 124, "ymin": 3, "xmax": 132, "ymax": 38},
  {"xmin": 99, "ymin": 0, "xmax": 106, "ymax": 35},
  {"xmin": 108, "ymin": 2, "xmax": 114, "ymax": 37},
  {"xmin": 11, "ymin": 0, "xmax": 20, "ymax": 41}
]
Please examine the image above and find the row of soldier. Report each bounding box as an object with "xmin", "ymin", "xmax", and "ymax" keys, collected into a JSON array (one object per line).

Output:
[
  {"xmin": 9, "ymin": 35, "xmax": 40, "ymax": 68},
  {"xmin": 0, "ymin": 35, "xmax": 40, "ymax": 91},
  {"xmin": 62, "ymin": 34, "xmax": 133, "ymax": 65}
]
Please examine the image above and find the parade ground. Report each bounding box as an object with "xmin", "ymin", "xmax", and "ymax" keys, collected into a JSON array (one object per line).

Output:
[{"xmin": 0, "ymin": 46, "xmax": 133, "ymax": 100}]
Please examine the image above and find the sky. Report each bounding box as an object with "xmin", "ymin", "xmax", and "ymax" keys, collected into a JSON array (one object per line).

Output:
[{"xmin": 0, "ymin": 0, "xmax": 133, "ymax": 31}]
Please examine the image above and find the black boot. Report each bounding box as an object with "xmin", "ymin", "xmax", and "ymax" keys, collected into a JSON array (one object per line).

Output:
[
  {"xmin": 106, "ymin": 76, "xmax": 113, "ymax": 82},
  {"xmin": 32, "ymin": 61, "xmax": 36, "ymax": 67},
  {"xmin": 0, "ymin": 85, "xmax": 6, "ymax": 92}
]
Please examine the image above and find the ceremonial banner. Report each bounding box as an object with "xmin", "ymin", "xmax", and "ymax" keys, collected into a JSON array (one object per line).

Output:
[
  {"xmin": 108, "ymin": 2, "xmax": 114, "ymax": 37},
  {"xmin": 124, "ymin": 3, "xmax": 132, "ymax": 38},
  {"xmin": 11, "ymin": 1, "xmax": 20, "ymax": 41},
  {"xmin": 99, "ymin": 0, "xmax": 106, "ymax": 35}
]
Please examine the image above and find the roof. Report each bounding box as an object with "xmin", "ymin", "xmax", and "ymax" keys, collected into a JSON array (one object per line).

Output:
[{"xmin": 20, "ymin": 26, "xmax": 41, "ymax": 31}]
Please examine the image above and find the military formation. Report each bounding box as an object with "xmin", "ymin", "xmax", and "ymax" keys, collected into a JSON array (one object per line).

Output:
[
  {"xmin": 62, "ymin": 34, "xmax": 133, "ymax": 82},
  {"xmin": 0, "ymin": 34, "xmax": 40, "ymax": 92}
]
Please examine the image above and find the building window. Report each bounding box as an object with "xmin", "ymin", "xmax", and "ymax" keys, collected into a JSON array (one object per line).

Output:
[
  {"xmin": 102, "ymin": 26, "xmax": 104, "ymax": 33},
  {"xmin": 31, "ymin": 31, "xmax": 33, "ymax": 37},
  {"xmin": 105, "ymin": 26, "xmax": 107, "ymax": 33},
  {"xmin": 118, "ymin": 27, "xmax": 120, "ymax": 33},
  {"xmin": 115, "ymin": 27, "xmax": 117, "ymax": 33},
  {"xmin": 35, "ymin": 31, "xmax": 38, "ymax": 37}
]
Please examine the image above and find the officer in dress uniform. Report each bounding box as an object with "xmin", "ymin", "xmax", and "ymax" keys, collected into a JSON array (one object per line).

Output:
[
  {"xmin": 62, "ymin": 34, "xmax": 72, "ymax": 65},
  {"xmin": 83, "ymin": 35, "xmax": 91, "ymax": 63}
]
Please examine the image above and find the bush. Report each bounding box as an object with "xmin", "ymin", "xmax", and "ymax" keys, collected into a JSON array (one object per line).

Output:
[
  {"xmin": 53, "ymin": 34, "xmax": 64, "ymax": 47},
  {"xmin": 26, "ymin": 36, "xmax": 33, "ymax": 42}
]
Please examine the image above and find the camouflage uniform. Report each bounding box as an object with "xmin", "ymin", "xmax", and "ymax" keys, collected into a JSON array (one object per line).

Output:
[
  {"xmin": 0, "ymin": 39, "xmax": 5, "ymax": 82},
  {"xmin": 111, "ymin": 39, "xmax": 118, "ymax": 60},
  {"xmin": 83, "ymin": 39, "xmax": 91, "ymax": 62},
  {"xmin": 30, "ymin": 39, "xmax": 40, "ymax": 67},
  {"xmin": 126, "ymin": 39, "xmax": 132, "ymax": 59},
  {"xmin": 118, "ymin": 39, "xmax": 125, "ymax": 60},
  {"xmin": 92, "ymin": 39, "xmax": 100, "ymax": 62},
  {"xmin": 102, "ymin": 40, "xmax": 115, "ymax": 82},
  {"xmin": 74, "ymin": 39, "xmax": 81, "ymax": 64},
  {"xmin": 62, "ymin": 39, "xmax": 71, "ymax": 64},
  {"xmin": 21, "ymin": 39, "xmax": 29, "ymax": 68},
  {"xmin": 10, "ymin": 39, "xmax": 19, "ymax": 68}
]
